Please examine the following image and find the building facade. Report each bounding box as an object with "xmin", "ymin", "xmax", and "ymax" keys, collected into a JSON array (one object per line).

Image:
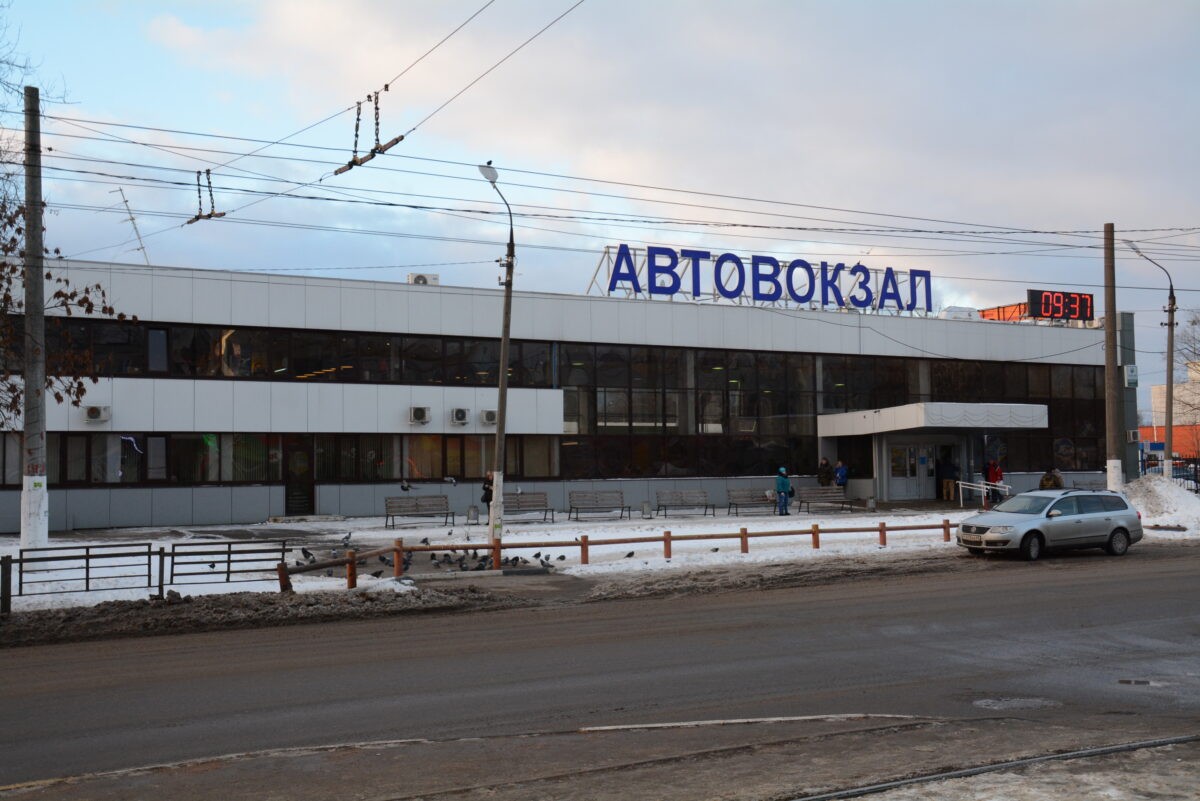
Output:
[{"xmin": 0, "ymin": 261, "xmax": 1137, "ymax": 532}]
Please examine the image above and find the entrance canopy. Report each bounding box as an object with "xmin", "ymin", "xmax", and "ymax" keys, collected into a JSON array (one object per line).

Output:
[{"xmin": 817, "ymin": 402, "xmax": 1048, "ymax": 438}]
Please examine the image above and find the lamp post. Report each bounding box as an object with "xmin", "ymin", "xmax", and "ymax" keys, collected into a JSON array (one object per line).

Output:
[
  {"xmin": 1126, "ymin": 240, "xmax": 1175, "ymax": 472},
  {"xmin": 479, "ymin": 162, "xmax": 515, "ymax": 552}
]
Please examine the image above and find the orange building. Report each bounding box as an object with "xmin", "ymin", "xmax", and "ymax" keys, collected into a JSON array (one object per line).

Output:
[{"xmin": 1139, "ymin": 424, "xmax": 1200, "ymax": 459}]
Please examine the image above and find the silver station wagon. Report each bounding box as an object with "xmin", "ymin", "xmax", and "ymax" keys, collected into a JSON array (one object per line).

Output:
[{"xmin": 956, "ymin": 489, "xmax": 1143, "ymax": 561}]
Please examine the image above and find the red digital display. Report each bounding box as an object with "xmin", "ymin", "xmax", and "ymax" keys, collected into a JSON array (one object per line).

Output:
[{"xmin": 1026, "ymin": 289, "xmax": 1094, "ymax": 321}]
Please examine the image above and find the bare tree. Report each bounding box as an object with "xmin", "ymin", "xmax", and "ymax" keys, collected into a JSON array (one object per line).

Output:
[
  {"xmin": 0, "ymin": 5, "xmax": 134, "ymax": 429},
  {"xmin": 1168, "ymin": 309, "xmax": 1200, "ymax": 425}
]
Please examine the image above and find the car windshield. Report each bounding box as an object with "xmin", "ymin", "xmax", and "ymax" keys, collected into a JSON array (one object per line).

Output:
[{"xmin": 992, "ymin": 495, "xmax": 1053, "ymax": 514}]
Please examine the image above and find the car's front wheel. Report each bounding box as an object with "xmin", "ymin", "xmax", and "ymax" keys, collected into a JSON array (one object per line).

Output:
[
  {"xmin": 1020, "ymin": 532, "xmax": 1043, "ymax": 562},
  {"xmin": 1106, "ymin": 528, "xmax": 1130, "ymax": 556}
]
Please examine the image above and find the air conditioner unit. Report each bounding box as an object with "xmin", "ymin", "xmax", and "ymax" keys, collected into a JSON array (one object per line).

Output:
[
  {"xmin": 449, "ymin": 407, "xmax": 470, "ymax": 426},
  {"xmin": 85, "ymin": 405, "xmax": 111, "ymax": 423},
  {"xmin": 407, "ymin": 273, "xmax": 440, "ymax": 286},
  {"xmin": 480, "ymin": 409, "xmax": 498, "ymax": 425},
  {"xmin": 409, "ymin": 406, "xmax": 431, "ymax": 425},
  {"xmin": 1127, "ymin": 429, "xmax": 1140, "ymax": 443}
]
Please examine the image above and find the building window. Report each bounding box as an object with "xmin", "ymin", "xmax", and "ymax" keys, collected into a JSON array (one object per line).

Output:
[
  {"xmin": 170, "ymin": 434, "xmax": 220, "ymax": 483},
  {"xmin": 406, "ymin": 434, "xmax": 442, "ymax": 479}
]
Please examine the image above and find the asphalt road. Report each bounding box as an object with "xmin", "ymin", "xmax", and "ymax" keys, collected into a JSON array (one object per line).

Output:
[{"xmin": 2, "ymin": 545, "xmax": 1198, "ymax": 797}]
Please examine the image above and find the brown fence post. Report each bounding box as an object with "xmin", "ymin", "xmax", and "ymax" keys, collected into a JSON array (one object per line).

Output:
[
  {"xmin": 663, "ymin": 530, "xmax": 672, "ymax": 559},
  {"xmin": 394, "ymin": 539, "xmax": 404, "ymax": 577},
  {"xmin": 811, "ymin": 524, "xmax": 820, "ymax": 550},
  {"xmin": 491, "ymin": 537, "xmax": 502, "ymax": 570},
  {"xmin": 276, "ymin": 562, "xmax": 293, "ymax": 593},
  {"xmin": 580, "ymin": 535, "xmax": 589, "ymax": 565},
  {"xmin": 740, "ymin": 527, "xmax": 749, "ymax": 554},
  {"xmin": 942, "ymin": 519, "xmax": 951, "ymax": 542},
  {"xmin": 878, "ymin": 522, "xmax": 887, "ymax": 547},
  {"xmin": 1, "ymin": 554, "xmax": 12, "ymax": 614},
  {"xmin": 346, "ymin": 550, "xmax": 357, "ymax": 588}
]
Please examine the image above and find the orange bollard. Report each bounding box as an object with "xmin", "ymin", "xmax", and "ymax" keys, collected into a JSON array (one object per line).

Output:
[
  {"xmin": 276, "ymin": 562, "xmax": 293, "ymax": 593},
  {"xmin": 346, "ymin": 550, "xmax": 357, "ymax": 588},
  {"xmin": 492, "ymin": 538, "xmax": 502, "ymax": 570},
  {"xmin": 740, "ymin": 527, "xmax": 749, "ymax": 554},
  {"xmin": 664, "ymin": 531, "xmax": 672, "ymax": 559},
  {"xmin": 580, "ymin": 535, "xmax": 589, "ymax": 565},
  {"xmin": 878, "ymin": 522, "xmax": 887, "ymax": 547},
  {"xmin": 942, "ymin": 519, "xmax": 951, "ymax": 543},
  {"xmin": 811, "ymin": 523, "xmax": 820, "ymax": 549},
  {"xmin": 394, "ymin": 539, "xmax": 404, "ymax": 577}
]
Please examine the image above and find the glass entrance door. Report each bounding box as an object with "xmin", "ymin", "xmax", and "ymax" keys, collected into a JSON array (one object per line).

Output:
[
  {"xmin": 888, "ymin": 444, "xmax": 936, "ymax": 500},
  {"xmin": 283, "ymin": 434, "xmax": 314, "ymax": 516}
]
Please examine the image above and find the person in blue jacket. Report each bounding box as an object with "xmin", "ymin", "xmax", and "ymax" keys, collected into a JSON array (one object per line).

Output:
[
  {"xmin": 775, "ymin": 467, "xmax": 792, "ymax": 515},
  {"xmin": 834, "ymin": 460, "xmax": 849, "ymax": 489}
]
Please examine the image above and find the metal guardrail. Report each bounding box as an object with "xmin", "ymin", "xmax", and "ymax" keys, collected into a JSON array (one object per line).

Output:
[
  {"xmin": 956, "ymin": 480, "xmax": 1011, "ymax": 507},
  {"xmin": 0, "ymin": 539, "xmax": 290, "ymax": 612},
  {"xmin": 169, "ymin": 540, "xmax": 289, "ymax": 585}
]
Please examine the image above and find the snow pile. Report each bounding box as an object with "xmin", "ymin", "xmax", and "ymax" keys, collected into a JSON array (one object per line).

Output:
[{"xmin": 1123, "ymin": 475, "xmax": 1200, "ymax": 533}]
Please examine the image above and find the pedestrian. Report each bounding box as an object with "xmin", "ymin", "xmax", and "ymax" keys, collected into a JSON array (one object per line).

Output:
[
  {"xmin": 985, "ymin": 459, "xmax": 1004, "ymax": 503},
  {"xmin": 775, "ymin": 467, "xmax": 792, "ymax": 515},
  {"xmin": 1038, "ymin": 467, "xmax": 1064, "ymax": 489},
  {"xmin": 942, "ymin": 459, "xmax": 960, "ymax": 501},
  {"xmin": 817, "ymin": 457, "xmax": 834, "ymax": 487},
  {"xmin": 834, "ymin": 460, "xmax": 848, "ymax": 489},
  {"xmin": 481, "ymin": 471, "xmax": 494, "ymax": 506}
]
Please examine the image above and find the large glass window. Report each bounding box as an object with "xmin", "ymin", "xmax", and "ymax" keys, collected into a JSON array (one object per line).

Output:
[
  {"xmin": 65, "ymin": 435, "xmax": 87, "ymax": 482},
  {"xmin": 222, "ymin": 434, "xmax": 282, "ymax": 481},
  {"xmin": 631, "ymin": 389, "xmax": 662, "ymax": 430},
  {"xmin": 559, "ymin": 343, "xmax": 594, "ymax": 386},
  {"xmin": 512, "ymin": 341, "xmax": 552, "ymax": 387},
  {"xmin": 360, "ymin": 334, "xmax": 400, "ymax": 382},
  {"xmin": 401, "ymin": 336, "xmax": 443, "ymax": 384},
  {"xmin": 406, "ymin": 434, "xmax": 442, "ymax": 479},
  {"xmin": 595, "ymin": 345, "xmax": 630, "ymax": 387},
  {"xmin": 89, "ymin": 434, "xmax": 143, "ymax": 483},
  {"xmin": 170, "ymin": 434, "xmax": 220, "ymax": 482},
  {"xmin": 596, "ymin": 387, "xmax": 630, "ymax": 431},
  {"xmin": 562, "ymin": 387, "xmax": 593, "ymax": 434}
]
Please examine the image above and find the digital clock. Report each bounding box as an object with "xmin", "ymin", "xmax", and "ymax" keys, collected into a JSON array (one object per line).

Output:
[{"xmin": 1026, "ymin": 289, "xmax": 1094, "ymax": 321}]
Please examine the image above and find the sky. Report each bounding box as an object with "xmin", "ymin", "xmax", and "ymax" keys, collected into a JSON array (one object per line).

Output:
[{"xmin": 3, "ymin": 0, "xmax": 1199, "ymax": 411}]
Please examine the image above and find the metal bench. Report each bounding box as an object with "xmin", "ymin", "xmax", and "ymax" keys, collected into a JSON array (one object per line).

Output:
[
  {"xmin": 384, "ymin": 495, "xmax": 454, "ymax": 528},
  {"xmin": 502, "ymin": 491, "xmax": 555, "ymax": 523},
  {"xmin": 727, "ymin": 488, "xmax": 777, "ymax": 515},
  {"xmin": 795, "ymin": 486, "xmax": 853, "ymax": 512},
  {"xmin": 655, "ymin": 489, "xmax": 715, "ymax": 517},
  {"xmin": 568, "ymin": 490, "xmax": 631, "ymax": 521}
]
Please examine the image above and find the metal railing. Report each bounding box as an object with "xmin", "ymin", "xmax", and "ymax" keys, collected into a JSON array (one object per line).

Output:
[
  {"xmin": 169, "ymin": 541, "xmax": 289, "ymax": 585},
  {"xmin": 956, "ymin": 480, "xmax": 1011, "ymax": 507}
]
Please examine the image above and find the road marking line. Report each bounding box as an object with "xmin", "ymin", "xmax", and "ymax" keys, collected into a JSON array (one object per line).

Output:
[{"xmin": 580, "ymin": 713, "xmax": 923, "ymax": 732}]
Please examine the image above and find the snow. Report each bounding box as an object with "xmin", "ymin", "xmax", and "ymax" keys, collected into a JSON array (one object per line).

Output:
[{"xmin": 3, "ymin": 489, "xmax": 1198, "ymax": 612}]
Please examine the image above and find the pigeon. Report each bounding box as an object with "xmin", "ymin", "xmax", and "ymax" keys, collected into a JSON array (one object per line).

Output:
[
  {"xmin": 400, "ymin": 480, "xmax": 412, "ymax": 492},
  {"xmin": 420, "ymin": 537, "xmax": 430, "ymax": 545},
  {"xmin": 370, "ymin": 570, "xmax": 383, "ymax": 578},
  {"xmin": 341, "ymin": 532, "xmax": 353, "ymax": 547},
  {"xmin": 624, "ymin": 551, "xmax": 635, "ymax": 558},
  {"xmin": 447, "ymin": 529, "xmax": 453, "ymax": 538},
  {"xmin": 533, "ymin": 552, "xmax": 541, "ymax": 560},
  {"xmin": 556, "ymin": 555, "xmax": 566, "ymax": 561},
  {"xmin": 294, "ymin": 560, "xmax": 304, "ymax": 567},
  {"xmin": 301, "ymin": 547, "xmax": 315, "ymax": 561},
  {"xmin": 325, "ymin": 568, "xmax": 333, "ymax": 577},
  {"xmin": 378, "ymin": 555, "xmax": 390, "ymax": 565},
  {"xmin": 444, "ymin": 476, "xmax": 458, "ymax": 487},
  {"xmin": 208, "ymin": 562, "xmax": 216, "ymax": 569},
  {"xmin": 516, "ymin": 486, "xmax": 523, "ymax": 495},
  {"xmin": 472, "ymin": 562, "xmax": 486, "ymax": 571},
  {"xmin": 540, "ymin": 559, "xmax": 551, "ymax": 568},
  {"xmin": 520, "ymin": 557, "xmax": 530, "ymax": 565},
  {"xmin": 710, "ymin": 547, "xmax": 719, "ymax": 552},
  {"xmin": 471, "ymin": 549, "xmax": 480, "ymax": 560},
  {"xmin": 429, "ymin": 553, "xmax": 438, "ymax": 562}
]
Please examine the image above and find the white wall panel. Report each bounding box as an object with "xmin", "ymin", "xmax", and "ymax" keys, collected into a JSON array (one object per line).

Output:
[
  {"xmin": 153, "ymin": 379, "xmax": 194, "ymax": 430},
  {"xmin": 342, "ymin": 385, "xmax": 379, "ymax": 433},
  {"xmin": 376, "ymin": 385, "xmax": 412, "ymax": 432},
  {"xmin": 231, "ymin": 382, "xmax": 271, "ymax": 431},
  {"xmin": 108, "ymin": 267, "xmax": 154, "ymax": 320},
  {"xmin": 405, "ymin": 288, "xmax": 445, "ymax": 334},
  {"xmin": 192, "ymin": 275, "xmax": 233, "ymax": 325},
  {"xmin": 267, "ymin": 278, "xmax": 306, "ymax": 328},
  {"xmin": 230, "ymin": 275, "xmax": 271, "ymax": 326},
  {"xmin": 340, "ymin": 287, "xmax": 376, "ymax": 332},
  {"xmin": 152, "ymin": 273, "xmax": 194, "ymax": 323},
  {"xmin": 304, "ymin": 283, "xmax": 341, "ymax": 330},
  {"xmin": 373, "ymin": 285, "xmax": 408, "ymax": 333},
  {"xmin": 111, "ymin": 379, "xmax": 153, "ymax": 431},
  {"xmin": 308, "ymin": 384, "xmax": 344, "ymax": 432},
  {"xmin": 535, "ymin": 389, "xmax": 564, "ymax": 434},
  {"xmin": 270, "ymin": 384, "xmax": 308, "ymax": 432},
  {"xmin": 194, "ymin": 380, "xmax": 234, "ymax": 431},
  {"xmin": 469, "ymin": 292, "xmax": 502, "ymax": 339}
]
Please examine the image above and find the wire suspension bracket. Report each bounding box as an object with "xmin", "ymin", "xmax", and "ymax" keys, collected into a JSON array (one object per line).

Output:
[
  {"xmin": 185, "ymin": 168, "xmax": 226, "ymax": 224},
  {"xmin": 334, "ymin": 89, "xmax": 404, "ymax": 176}
]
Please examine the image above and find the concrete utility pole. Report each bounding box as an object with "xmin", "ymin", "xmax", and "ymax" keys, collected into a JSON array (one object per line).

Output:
[
  {"xmin": 1103, "ymin": 222, "xmax": 1122, "ymax": 490},
  {"xmin": 21, "ymin": 86, "xmax": 48, "ymax": 548}
]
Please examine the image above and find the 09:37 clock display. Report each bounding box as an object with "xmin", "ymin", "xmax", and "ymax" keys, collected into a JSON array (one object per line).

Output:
[{"xmin": 1026, "ymin": 289, "xmax": 1094, "ymax": 321}]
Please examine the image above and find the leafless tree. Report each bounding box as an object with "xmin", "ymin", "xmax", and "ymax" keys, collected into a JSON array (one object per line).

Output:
[{"xmin": 0, "ymin": 5, "xmax": 134, "ymax": 428}]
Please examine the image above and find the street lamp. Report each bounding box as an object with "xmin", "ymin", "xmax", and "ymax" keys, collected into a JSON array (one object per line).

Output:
[
  {"xmin": 1126, "ymin": 240, "xmax": 1176, "ymax": 473},
  {"xmin": 479, "ymin": 161, "xmax": 515, "ymax": 554}
]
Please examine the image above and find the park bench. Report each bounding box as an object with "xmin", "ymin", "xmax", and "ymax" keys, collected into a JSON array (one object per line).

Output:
[
  {"xmin": 568, "ymin": 490, "xmax": 631, "ymax": 521},
  {"xmin": 727, "ymin": 488, "xmax": 777, "ymax": 516},
  {"xmin": 795, "ymin": 486, "xmax": 854, "ymax": 512},
  {"xmin": 502, "ymin": 491, "xmax": 555, "ymax": 523},
  {"xmin": 655, "ymin": 489, "xmax": 716, "ymax": 517},
  {"xmin": 384, "ymin": 495, "xmax": 454, "ymax": 528}
]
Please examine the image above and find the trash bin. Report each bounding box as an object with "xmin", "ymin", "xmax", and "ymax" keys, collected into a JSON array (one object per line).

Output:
[
  {"xmin": 867, "ymin": 496, "xmax": 876, "ymax": 512},
  {"xmin": 467, "ymin": 505, "xmax": 480, "ymax": 525},
  {"xmin": 641, "ymin": 500, "xmax": 653, "ymax": 519}
]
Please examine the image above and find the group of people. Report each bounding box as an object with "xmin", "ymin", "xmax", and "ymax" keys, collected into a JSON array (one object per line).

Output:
[{"xmin": 775, "ymin": 457, "xmax": 847, "ymax": 516}]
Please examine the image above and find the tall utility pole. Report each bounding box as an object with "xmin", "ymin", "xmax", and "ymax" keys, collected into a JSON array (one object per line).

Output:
[
  {"xmin": 21, "ymin": 86, "xmax": 48, "ymax": 548},
  {"xmin": 1125, "ymin": 240, "xmax": 1176, "ymax": 472},
  {"xmin": 1103, "ymin": 222, "xmax": 1121, "ymax": 490}
]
